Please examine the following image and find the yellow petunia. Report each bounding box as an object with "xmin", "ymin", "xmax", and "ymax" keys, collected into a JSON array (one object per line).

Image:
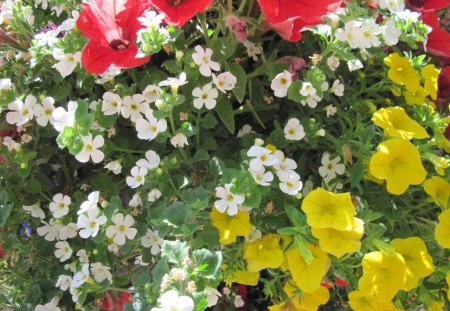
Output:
[
  {"xmin": 286, "ymin": 244, "xmax": 330, "ymax": 294},
  {"xmin": 224, "ymin": 269, "xmax": 260, "ymax": 286},
  {"xmin": 301, "ymin": 188, "xmax": 356, "ymax": 231},
  {"xmin": 358, "ymin": 251, "xmax": 407, "ymax": 302},
  {"xmin": 369, "ymin": 139, "xmax": 426, "ymax": 195},
  {"xmin": 446, "ymin": 273, "xmax": 450, "ymax": 302},
  {"xmin": 210, "ymin": 209, "xmax": 251, "ymax": 245},
  {"xmin": 435, "ymin": 209, "xmax": 450, "ymax": 248},
  {"xmin": 268, "ymin": 300, "xmax": 302, "ymax": 311},
  {"xmin": 372, "ymin": 107, "xmax": 428, "ymax": 140},
  {"xmin": 384, "ymin": 52, "xmax": 420, "ymax": 92},
  {"xmin": 428, "ymin": 301, "xmax": 445, "ymax": 311},
  {"xmin": 348, "ymin": 290, "xmax": 403, "ymax": 311},
  {"xmin": 423, "ymin": 176, "xmax": 450, "ymax": 209},
  {"xmin": 311, "ymin": 217, "xmax": 364, "ymax": 258},
  {"xmin": 404, "ymin": 87, "xmax": 428, "ymax": 105},
  {"xmin": 299, "ymin": 285, "xmax": 330, "ymax": 311},
  {"xmin": 390, "ymin": 237, "xmax": 434, "ymax": 291},
  {"xmin": 422, "ymin": 64, "xmax": 440, "ymax": 100},
  {"xmin": 424, "ymin": 152, "xmax": 450, "ymax": 176},
  {"xmin": 244, "ymin": 234, "xmax": 284, "ymax": 272}
]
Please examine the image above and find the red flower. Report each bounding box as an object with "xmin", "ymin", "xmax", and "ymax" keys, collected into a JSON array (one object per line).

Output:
[
  {"xmin": 257, "ymin": 0, "xmax": 343, "ymax": 24},
  {"xmin": 76, "ymin": 0, "xmax": 152, "ymax": 75},
  {"xmin": 421, "ymin": 12, "xmax": 450, "ymax": 61},
  {"xmin": 406, "ymin": 0, "xmax": 450, "ymax": 12},
  {"xmin": 265, "ymin": 17, "xmax": 310, "ymax": 42},
  {"xmin": 335, "ymin": 277, "xmax": 349, "ymax": 287},
  {"xmin": 96, "ymin": 291, "xmax": 132, "ymax": 311},
  {"xmin": 0, "ymin": 245, "xmax": 4, "ymax": 259},
  {"xmin": 150, "ymin": 0, "xmax": 212, "ymax": 27}
]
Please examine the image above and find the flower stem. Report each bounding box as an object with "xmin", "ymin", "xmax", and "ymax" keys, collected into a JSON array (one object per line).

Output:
[{"xmin": 197, "ymin": 13, "xmax": 211, "ymax": 45}]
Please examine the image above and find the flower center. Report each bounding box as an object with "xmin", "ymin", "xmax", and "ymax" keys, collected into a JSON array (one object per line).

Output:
[
  {"xmin": 226, "ymin": 194, "xmax": 234, "ymax": 202},
  {"xmin": 22, "ymin": 108, "xmax": 29, "ymax": 116},
  {"xmin": 280, "ymin": 78, "xmax": 287, "ymax": 85},
  {"xmin": 202, "ymin": 93, "xmax": 208, "ymax": 99},
  {"xmin": 85, "ymin": 144, "xmax": 93, "ymax": 152},
  {"xmin": 110, "ymin": 39, "xmax": 128, "ymax": 51},
  {"xmin": 167, "ymin": 0, "xmax": 185, "ymax": 7},
  {"xmin": 45, "ymin": 108, "xmax": 52, "ymax": 116},
  {"xmin": 89, "ymin": 221, "xmax": 97, "ymax": 228},
  {"xmin": 58, "ymin": 203, "xmax": 65, "ymax": 209},
  {"xmin": 118, "ymin": 225, "xmax": 126, "ymax": 232},
  {"xmin": 131, "ymin": 103, "xmax": 138, "ymax": 110}
]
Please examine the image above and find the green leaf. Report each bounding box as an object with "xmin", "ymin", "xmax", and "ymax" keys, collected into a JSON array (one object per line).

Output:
[
  {"xmin": 193, "ymin": 249, "xmax": 222, "ymax": 278},
  {"xmin": 350, "ymin": 161, "xmax": 365, "ymax": 188},
  {"xmin": 229, "ymin": 63, "xmax": 246, "ymax": 103},
  {"xmin": 25, "ymin": 283, "xmax": 41, "ymax": 304},
  {"xmin": 295, "ymin": 237, "xmax": 313, "ymax": 265},
  {"xmin": 161, "ymin": 240, "xmax": 186, "ymax": 264},
  {"xmin": 25, "ymin": 179, "xmax": 42, "ymax": 193},
  {"xmin": 244, "ymin": 189, "xmax": 261, "ymax": 209},
  {"xmin": 193, "ymin": 291, "xmax": 208, "ymax": 311},
  {"xmin": 163, "ymin": 59, "xmax": 179, "ymax": 74},
  {"xmin": 215, "ymin": 97, "xmax": 235, "ymax": 134},
  {"xmin": 192, "ymin": 149, "xmax": 209, "ymax": 162},
  {"xmin": 277, "ymin": 227, "xmax": 298, "ymax": 236},
  {"xmin": 163, "ymin": 201, "xmax": 192, "ymax": 227},
  {"xmin": 56, "ymin": 126, "xmax": 83, "ymax": 155},
  {"xmin": 76, "ymin": 114, "xmax": 95, "ymax": 136},
  {"xmin": 0, "ymin": 201, "xmax": 13, "ymax": 226},
  {"xmin": 211, "ymin": 38, "xmax": 236, "ymax": 62},
  {"xmin": 75, "ymin": 99, "xmax": 89, "ymax": 120},
  {"xmin": 201, "ymin": 113, "xmax": 218, "ymax": 129},
  {"xmin": 287, "ymin": 80, "xmax": 303, "ymax": 103},
  {"xmin": 285, "ymin": 205, "xmax": 304, "ymax": 228}
]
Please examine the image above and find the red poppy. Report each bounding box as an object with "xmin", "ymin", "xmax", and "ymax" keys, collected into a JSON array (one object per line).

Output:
[
  {"xmin": 257, "ymin": 0, "xmax": 343, "ymax": 24},
  {"xmin": 335, "ymin": 277, "xmax": 349, "ymax": 287},
  {"xmin": 150, "ymin": 0, "xmax": 212, "ymax": 27},
  {"xmin": 96, "ymin": 291, "xmax": 132, "ymax": 311},
  {"xmin": 421, "ymin": 12, "xmax": 450, "ymax": 61},
  {"xmin": 76, "ymin": 0, "xmax": 152, "ymax": 75},
  {"xmin": 406, "ymin": 0, "xmax": 450, "ymax": 12},
  {"xmin": 265, "ymin": 17, "xmax": 311, "ymax": 42}
]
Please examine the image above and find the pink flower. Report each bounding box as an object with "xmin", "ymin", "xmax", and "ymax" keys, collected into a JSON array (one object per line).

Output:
[{"xmin": 225, "ymin": 15, "xmax": 247, "ymax": 42}]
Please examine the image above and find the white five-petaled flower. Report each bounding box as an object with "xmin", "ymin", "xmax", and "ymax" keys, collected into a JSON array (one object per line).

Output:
[
  {"xmin": 141, "ymin": 228, "xmax": 164, "ymax": 255},
  {"xmin": 121, "ymin": 94, "xmax": 149, "ymax": 122},
  {"xmin": 136, "ymin": 110, "xmax": 168, "ymax": 141},
  {"xmin": 102, "ymin": 92, "xmax": 122, "ymax": 115},
  {"xmin": 279, "ymin": 171, "xmax": 303, "ymax": 196},
  {"xmin": 78, "ymin": 191, "xmax": 100, "ymax": 214},
  {"xmin": 0, "ymin": 78, "xmax": 12, "ymax": 90},
  {"xmin": 243, "ymin": 40, "xmax": 262, "ymax": 61},
  {"xmin": 52, "ymin": 101, "xmax": 78, "ymax": 132},
  {"xmin": 49, "ymin": 193, "xmax": 71, "ymax": 219},
  {"xmin": 192, "ymin": 84, "xmax": 218, "ymax": 109},
  {"xmin": 142, "ymin": 84, "xmax": 162, "ymax": 103},
  {"xmin": 326, "ymin": 56, "xmax": 340, "ymax": 71},
  {"xmin": 6, "ymin": 95, "xmax": 36, "ymax": 126},
  {"xmin": 33, "ymin": 96, "xmax": 55, "ymax": 126},
  {"xmin": 301, "ymin": 94, "xmax": 322, "ymax": 108},
  {"xmin": 75, "ymin": 134, "xmax": 105, "ymax": 164},
  {"xmin": 284, "ymin": 118, "xmax": 305, "ymax": 141},
  {"xmin": 126, "ymin": 166, "xmax": 148, "ymax": 188},
  {"xmin": 54, "ymin": 241, "xmax": 73, "ymax": 262},
  {"xmin": 151, "ymin": 290, "xmax": 194, "ymax": 311},
  {"xmin": 106, "ymin": 213, "xmax": 137, "ymax": 245},
  {"xmin": 105, "ymin": 160, "xmax": 122, "ymax": 174},
  {"xmin": 35, "ymin": 300, "xmax": 61, "ymax": 311},
  {"xmin": 383, "ymin": 19, "xmax": 401, "ymax": 46},
  {"xmin": 273, "ymin": 150, "xmax": 298, "ymax": 178},
  {"xmin": 55, "ymin": 275, "xmax": 72, "ymax": 291},
  {"xmin": 247, "ymin": 145, "xmax": 279, "ymax": 171},
  {"xmin": 90, "ymin": 262, "xmax": 113, "ymax": 284},
  {"xmin": 271, "ymin": 70, "xmax": 293, "ymax": 98},
  {"xmin": 76, "ymin": 249, "xmax": 90, "ymax": 263},
  {"xmin": 23, "ymin": 202, "xmax": 45, "ymax": 219},
  {"xmin": 249, "ymin": 167, "xmax": 273, "ymax": 186},
  {"xmin": 72, "ymin": 263, "xmax": 90, "ymax": 288},
  {"xmin": 138, "ymin": 10, "xmax": 165, "ymax": 28},
  {"xmin": 77, "ymin": 207, "xmax": 107, "ymax": 238},
  {"xmin": 137, "ymin": 150, "xmax": 160, "ymax": 170},
  {"xmin": 59, "ymin": 223, "xmax": 78, "ymax": 240},
  {"xmin": 159, "ymin": 72, "xmax": 188, "ymax": 94},
  {"xmin": 192, "ymin": 45, "xmax": 220, "ymax": 77},
  {"xmin": 170, "ymin": 133, "xmax": 189, "ymax": 148},
  {"xmin": 318, "ymin": 152, "xmax": 346, "ymax": 179},
  {"xmin": 360, "ymin": 19, "xmax": 381, "ymax": 48},
  {"xmin": 336, "ymin": 21, "xmax": 364, "ymax": 49},
  {"xmin": 214, "ymin": 183, "xmax": 245, "ymax": 216},
  {"xmin": 52, "ymin": 49, "xmax": 81, "ymax": 78},
  {"xmin": 330, "ymin": 79, "xmax": 345, "ymax": 97},
  {"xmin": 37, "ymin": 219, "xmax": 63, "ymax": 241},
  {"xmin": 129, "ymin": 193, "xmax": 142, "ymax": 207},
  {"xmin": 300, "ymin": 82, "xmax": 317, "ymax": 97},
  {"xmin": 148, "ymin": 188, "xmax": 162, "ymax": 202},
  {"xmin": 212, "ymin": 72, "xmax": 237, "ymax": 93}
]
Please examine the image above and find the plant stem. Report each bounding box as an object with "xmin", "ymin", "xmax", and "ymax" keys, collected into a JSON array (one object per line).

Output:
[
  {"xmin": 198, "ymin": 13, "xmax": 211, "ymax": 45},
  {"xmin": 114, "ymin": 147, "xmax": 146, "ymax": 154}
]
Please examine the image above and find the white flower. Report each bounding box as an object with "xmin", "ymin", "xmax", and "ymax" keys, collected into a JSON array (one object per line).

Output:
[
  {"xmin": 300, "ymin": 82, "xmax": 316, "ymax": 97},
  {"xmin": 302, "ymin": 179, "xmax": 314, "ymax": 196},
  {"xmin": 375, "ymin": 0, "xmax": 405, "ymax": 12},
  {"xmin": 192, "ymin": 45, "xmax": 220, "ymax": 77},
  {"xmin": 52, "ymin": 49, "xmax": 81, "ymax": 78},
  {"xmin": 336, "ymin": 21, "xmax": 364, "ymax": 49},
  {"xmin": 359, "ymin": 19, "xmax": 381, "ymax": 48},
  {"xmin": 23, "ymin": 202, "xmax": 45, "ymax": 219},
  {"xmin": 137, "ymin": 150, "xmax": 160, "ymax": 170},
  {"xmin": 212, "ymin": 72, "xmax": 236, "ymax": 93},
  {"xmin": 326, "ymin": 56, "xmax": 340, "ymax": 71},
  {"xmin": 136, "ymin": 110, "xmax": 167, "ymax": 141},
  {"xmin": 35, "ymin": 300, "xmax": 61, "ymax": 311},
  {"xmin": 102, "ymin": 92, "xmax": 122, "ymax": 115},
  {"xmin": 273, "ymin": 151, "xmax": 297, "ymax": 177},
  {"xmin": 126, "ymin": 166, "xmax": 148, "ymax": 188},
  {"xmin": 151, "ymin": 290, "xmax": 194, "ymax": 311},
  {"xmin": 2, "ymin": 136, "xmax": 20, "ymax": 152},
  {"xmin": 75, "ymin": 134, "xmax": 105, "ymax": 164},
  {"xmin": 245, "ymin": 226, "xmax": 262, "ymax": 243},
  {"xmin": 90, "ymin": 262, "xmax": 112, "ymax": 284},
  {"xmin": 95, "ymin": 67, "xmax": 121, "ymax": 84},
  {"xmin": 37, "ymin": 219, "xmax": 63, "ymax": 241},
  {"xmin": 330, "ymin": 79, "xmax": 344, "ymax": 97},
  {"xmin": 301, "ymin": 94, "xmax": 322, "ymax": 108},
  {"xmin": 347, "ymin": 59, "xmax": 364, "ymax": 72},
  {"xmin": 271, "ymin": 70, "xmax": 292, "ymax": 98},
  {"xmin": 129, "ymin": 193, "xmax": 142, "ymax": 207},
  {"xmin": 284, "ymin": 118, "xmax": 305, "ymax": 141},
  {"xmin": 76, "ymin": 249, "xmax": 89, "ymax": 263},
  {"xmin": 170, "ymin": 133, "xmax": 189, "ymax": 148},
  {"xmin": 72, "ymin": 263, "xmax": 90, "ymax": 288},
  {"xmin": 214, "ymin": 183, "xmax": 245, "ymax": 216},
  {"xmin": 121, "ymin": 94, "xmax": 149, "ymax": 122},
  {"xmin": 78, "ymin": 191, "xmax": 100, "ymax": 214},
  {"xmin": 105, "ymin": 160, "xmax": 122, "ymax": 174},
  {"xmin": 279, "ymin": 171, "xmax": 303, "ymax": 196},
  {"xmin": 383, "ymin": 19, "xmax": 401, "ymax": 46},
  {"xmin": 33, "ymin": 97, "xmax": 55, "ymax": 126},
  {"xmin": 318, "ymin": 153, "xmax": 345, "ymax": 179},
  {"xmin": 54, "ymin": 241, "xmax": 72, "ymax": 262},
  {"xmin": 234, "ymin": 295, "xmax": 245, "ymax": 308},
  {"xmin": 34, "ymin": 29, "xmax": 59, "ymax": 46},
  {"xmin": 148, "ymin": 189, "xmax": 162, "ymax": 202},
  {"xmin": 49, "ymin": 193, "xmax": 71, "ymax": 219},
  {"xmin": 52, "ymin": 101, "xmax": 78, "ymax": 132},
  {"xmin": 243, "ymin": 40, "xmax": 262, "ymax": 61},
  {"xmin": 159, "ymin": 72, "xmax": 188, "ymax": 94},
  {"xmin": 192, "ymin": 84, "xmax": 218, "ymax": 109},
  {"xmin": 6, "ymin": 95, "xmax": 36, "ymax": 126},
  {"xmin": 108, "ymin": 242, "xmax": 119, "ymax": 254},
  {"xmin": 138, "ymin": 10, "xmax": 165, "ymax": 28},
  {"xmin": 135, "ymin": 254, "xmax": 150, "ymax": 266},
  {"xmin": 59, "ymin": 223, "xmax": 78, "ymax": 240},
  {"xmin": 205, "ymin": 287, "xmax": 222, "ymax": 307},
  {"xmin": 324, "ymin": 105, "xmax": 337, "ymax": 117},
  {"xmin": 247, "ymin": 145, "xmax": 279, "ymax": 170},
  {"xmin": 77, "ymin": 207, "xmax": 107, "ymax": 238},
  {"xmin": 141, "ymin": 229, "xmax": 164, "ymax": 255},
  {"xmin": 58, "ymin": 10, "xmax": 79, "ymax": 31},
  {"xmin": 55, "ymin": 275, "xmax": 72, "ymax": 291},
  {"xmin": 0, "ymin": 78, "xmax": 12, "ymax": 90},
  {"xmin": 34, "ymin": 0, "xmax": 48, "ymax": 10},
  {"xmin": 249, "ymin": 167, "xmax": 273, "ymax": 186},
  {"xmin": 105, "ymin": 213, "xmax": 137, "ymax": 245},
  {"xmin": 237, "ymin": 124, "xmax": 253, "ymax": 138},
  {"xmin": 142, "ymin": 84, "xmax": 162, "ymax": 103}
]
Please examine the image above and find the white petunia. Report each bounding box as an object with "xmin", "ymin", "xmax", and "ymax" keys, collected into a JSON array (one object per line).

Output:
[
  {"xmin": 6, "ymin": 95, "xmax": 36, "ymax": 126},
  {"xmin": 33, "ymin": 97, "xmax": 55, "ymax": 126},
  {"xmin": 279, "ymin": 171, "xmax": 303, "ymax": 196},
  {"xmin": 23, "ymin": 202, "xmax": 45, "ymax": 219},
  {"xmin": 318, "ymin": 152, "xmax": 345, "ymax": 179},
  {"xmin": 214, "ymin": 183, "xmax": 245, "ymax": 216},
  {"xmin": 170, "ymin": 133, "xmax": 189, "ymax": 148},
  {"xmin": 121, "ymin": 94, "xmax": 149, "ymax": 122},
  {"xmin": 137, "ymin": 150, "xmax": 160, "ymax": 170},
  {"xmin": 141, "ymin": 228, "xmax": 164, "ymax": 255},
  {"xmin": 326, "ymin": 56, "xmax": 340, "ymax": 71},
  {"xmin": 77, "ymin": 207, "xmax": 107, "ymax": 239},
  {"xmin": 284, "ymin": 118, "xmax": 305, "ymax": 141},
  {"xmin": 249, "ymin": 167, "xmax": 273, "ymax": 186},
  {"xmin": 105, "ymin": 160, "xmax": 122, "ymax": 174},
  {"xmin": 75, "ymin": 134, "xmax": 105, "ymax": 164},
  {"xmin": 52, "ymin": 101, "xmax": 78, "ymax": 132},
  {"xmin": 49, "ymin": 193, "xmax": 71, "ymax": 219},
  {"xmin": 126, "ymin": 166, "xmax": 148, "ymax": 188},
  {"xmin": 192, "ymin": 84, "xmax": 218, "ymax": 109},
  {"xmin": 90, "ymin": 262, "xmax": 112, "ymax": 284},
  {"xmin": 105, "ymin": 213, "xmax": 137, "ymax": 245},
  {"xmin": 58, "ymin": 223, "xmax": 78, "ymax": 240},
  {"xmin": 52, "ymin": 49, "xmax": 81, "ymax": 78},
  {"xmin": 148, "ymin": 188, "xmax": 162, "ymax": 202},
  {"xmin": 78, "ymin": 191, "xmax": 100, "ymax": 214},
  {"xmin": 54, "ymin": 241, "xmax": 72, "ymax": 262},
  {"xmin": 55, "ymin": 275, "xmax": 72, "ymax": 291},
  {"xmin": 330, "ymin": 79, "xmax": 344, "ymax": 97},
  {"xmin": 151, "ymin": 290, "xmax": 194, "ymax": 311},
  {"xmin": 142, "ymin": 84, "xmax": 162, "ymax": 103},
  {"xmin": 135, "ymin": 110, "xmax": 167, "ymax": 141},
  {"xmin": 102, "ymin": 92, "xmax": 122, "ymax": 115},
  {"xmin": 271, "ymin": 70, "xmax": 292, "ymax": 98},
  {"xmin": 37, "ymin": 219, "xmax": 63, "ymax": 241},
  {"xmin": 212, "ymin": 72, "xmax": 237, "ymax": 93},
  {"xmin": 192, "ymin": 45, "xmax": 220, "ymax": 77},
  {"xmin": 247, "ymin": 145, "xmax": 279, "ymax": 171}
]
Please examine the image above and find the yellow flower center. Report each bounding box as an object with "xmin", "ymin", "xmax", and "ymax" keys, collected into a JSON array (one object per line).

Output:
[
  {"xmin": 85, "ymin": 144, "xmax": 93, "ymax": 152},
  {"xmin": 226, "ymin": 194, "xmax": 234, "ymax": 202},
  {"xmin": 89, "ymin": 221, "xmax": 97, "ymax": 228},
  {"xmin": 22, "ymin": 108, "xmax": 29, "ymax": 116},
  {"xmin": 118, "ymin": 225, "xmax": 126, "ymax": 232},
  {"xmin": 131, "ymin": 103, "xmax": 138, "ymax": 110},
  {"xmin": 58, "ymin": 203, "xmax": 65, "ymax": 209}
]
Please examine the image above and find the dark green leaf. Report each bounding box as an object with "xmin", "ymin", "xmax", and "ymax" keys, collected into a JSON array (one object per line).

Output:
[
  {"xmin": 215, "ymin": 97, "xmax": 235, "ymax": 134},
  {"xmin": 229, "ymin": 63, "xmax": 246, "ymax": 103}
]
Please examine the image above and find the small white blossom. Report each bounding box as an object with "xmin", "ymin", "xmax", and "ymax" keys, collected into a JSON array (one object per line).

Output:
[
  {"xmin": 137, "ymin": 150, "xmax": 160, "ymax": 170},
  {"xmin": 271, "ymin": 70, "xmax": 292, "ymax": 98},
  {"xmin": 383, "ymin": 19, "xmax": 401, "ymax": 46},
  {"xmin": 78, "ymin": 191, "xmax": 100, "ymax": 215},
  {"xmin": 330, "ymin": 79, "xmax": 344, "ymax": 97},
  {"xmin": 105, "ymin": 213, "xmax": 137, "ymax": 245},
  {"xmin": 347, "ymin": 59, "xmax": 364, "ymax": 71},
  {"xmin": 214, "ymin": 183, "xmax": 245, "ymax": 216},
  {"xmin": 273, "ymin": 151, "xmax": 298, "ymax": 178},
  {"xmin": 245, "ymin": 226, "xmax": 262, "ymax": 243},
  {"xmin": 33, "ymin": 97, "xmax": 55, "ymax": 126},
  {"xmin": 318, "ymin": 153, "xmax": 346, "ymax": 179},
  {"xmin": 138, "ymin": 10, "xmax": 165, "ymax": 28},
  {"xmin": 336, "ymin": 21, "xmax": 364, "ymax": 49},
  {"xmin": 243, "ymin": 40, "xmax": 262, "ymax": 61},
  {"xmin": 77, "ymin": 207, "xmax": 107, "ymax": 238},
  {"xmin": 375, "ymin": 0, "xmax": 405, "ymax": 12},
  {"xmin": 284, "ymin": 118, "xmax": 305, "ymax": 141},
  {"xmin": 205, "ymin": 287, "xmax": 222, "ymax": 307},
  {"xmin": 192, "ymin": 84, "xmax": 218, "ymax": 109},
  {"xmin": 58, "ymin": 10, "xmax": 79, "ymax": 31},
  {"xmin": 0, "ymin": 78, "xmax": 12, "ymax": 90},
  {"xmin": 75, "ymin": 134, "xmax": 105, "ymax": 164},
  {"xmin": 52, "ymin": 49, "xmax": 81, "ymax": 78},
  {"xmin": 102, "ymin": 92, "xmax": 122, "ymax": 115},
  {"xmin": 37, "ymin": 219, "xmax": 63, "ymax": 241},
  {"xmin": 170, "ymin": 133, "xmax": 189, "ymax": 148},
  {"xmin": 54, "ymin": 241, "xmax": 72, "ymax": 262},
  {"xmin": 52, "ymin": 101, "xmax": 78, "ymax": 132},
  {"xmin": 279, "ymin": 171, "xmax": 303, "ymax": 196},
  {"xmin": 23, "ymin": 202, "xmax": 45, "ymax": 219},
  {"xmin": 122, "ymin": 94, "xmax": 149, "ymax": 122},
  {"xmin": 141, "ymin": 229, "xmax": 164, "ymax": 255},
  {"xmin": 55, "ymin": 275, "xmax": 72, "ymax": 292},
  {"xmin": 324, "ymin": 105, "xmax": 337, "ymax": 117},
  {"xmin": 72, "ymin": 263, "xmax": 90, "ymax": 288},
  {"xmin": 250, "ymin": 167, "xmax": 273, "ymax": 186},
  {"xmin": 126, "ymin": 166, "xmax": 148, "ymax": 188},
  {"xmin": 136, "ymin": 110, "xmax": 168, "ymax": 141},
  {"xmin": 300, "ymin": 82, "xmax": 317, "ymax": 97},
  {"xmin": 326, "ymin": 56, "xmax": 340, "ymax": 71},
  {"xmin": 237, "ymin": 124, "xmax": 253, "ymax": 138},
  {"xmin": 95, "ymin": 67, "xmax": 121, "ymax": 84},
  {"xmin": 247, "ymin": 145, "xmax": 279, "ymax": 170},
  {"xmin": 105, "ymin": 160, "xmax": 122, "ymax": 174},
  {"xmin": 58, "ymin": 223, "xmax": 78, "ymax": 240},
  {"xmin": 76, "ymin": 249, "xmax": 90, "ymax": 263},
  {"xmin": 212, "ymin": 72, "xmax": 236, "ymax": 93},
  {"xmin": 234, "ymin": 295, "xmax": 245, "ymax": 308},
  {"xmin": 49, "ymin": 193, "xmax": 71, "ymax": 219},
  {"xmin": 359, "ymin": 19, "xmax": 381, "ymax": 48},
  {"xmin": 35, "ymin": 300, "xmax": 61, "ymax": 311},
  {"xmin": 2, "ymin": 136, "xmax": 20, "ymax": 152},
  {"xmin": 148, "ymin": 189, "xmax": 162, "ymax": 202},
  {"xmin": 151, "ymin": 290, "xmax": 194, "ymax": 311},
  {"xmin": 6, "ymin": 95, "xmax": 36, "ymax": 126},
  {"xmin": 129, "ymin": 193, "xmax": 142, "ymax": 207},
  {"xmin": 90, "ymin": 262, "xmax": 112, "ymax": 284},
  {"xmin": 192, "ymin": 45, "xmax": 220, "ymax": 77},
  {"xmin": 159, "ymin": 72, "xmax": 188, "ymax": 94},
  {"xmin": 142, "ymin": 84, "xmax": 162, "ymax": 103},
  {"xmin": 301, "ymin": 94, "xmax": 322, "ymax": 108}
]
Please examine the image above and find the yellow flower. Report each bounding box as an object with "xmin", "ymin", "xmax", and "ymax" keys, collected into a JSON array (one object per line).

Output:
[
  {"xmin": 433, "ymin": 127, "xmax": 450, "ymax": 153},
  {"xmin": 268, "ymin": 300, "xmax": 302, "ymax": 311},
  {"xmin": 423, "ymin": 176, "xmax": 450, "ymax": 209},
  {"xmin": 224, "ymin": 269, "xmax": 260, "ymax": 286},
  {"xmin": 423, "ymin": 152, "xmax": 450, "ymax": 176},
  {"xmin": 369, "ymin": 139, "xmax": 426, "ymax": 195},
  {"xmin": 348, "ymin": 290, "xmax": 403, "ymax": 311},
  {"xmin": 404, "ymin": 87, "xmax": 428, "ymax": 105},
  {"xmin": 384, "ymin": 52, "xmax": 420, "ymax": 92},
  {"xmin": 421, "ymin": 64, "xmax": 440, "ymax": 100},
  {"xmin": 428, "ymin": 301, "xmax": 445, "ymax": 311},
  {"xmin": 372, "ymin": 107, "xmax": 428, "ymax": 140},
  {"xmin": 311, "ymin": 217, "xmax": 364, "ymax": 258},
  {"xmin": 286, "ymin": 244, "xmax": 330, "ymax": 293},
  {"xmin": 244, "ymin": 234, "xmax": 284, "ymax": 272},
  {"xmin": 299, "ymin": 285, "xmax": 330, "ymax": 311},
  {"xmin": 210, "ymin": 209, "xmax": 251, "ymax": 245},
  {"xmin": 301, "ymin": 188, "xmax": 356, "ymax": 231},
  {"xmin": 363, "ymin": 160, "xmax": 384, "ymax": 185},
  {"xmin": 435, "ymin": 209, "xmax": 450, "ymax": 248},
  {"xmin": 358, "ymin": 251, "xmax": 406, "ymax": 302},
  {"xmin": 446, "ymin": 273, "xmax": 450, "ymax": 301},
  {"xmin": 390, "ymin": 237, "xmax": 434, "ymax": 291}
]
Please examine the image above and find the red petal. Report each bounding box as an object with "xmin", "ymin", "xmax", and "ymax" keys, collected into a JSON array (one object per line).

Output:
[
  {"xmin": 438, "ymin": 66, "xmax": 450, "ymax": 98},
  {"xmin": 150, "ymin": 0, "xmax": 212, "ymax": 27},
  {"xmin": 335, "ymin": 277, "xmax": 349, "ymax": 287},
  {"xmin": 422, "ymin": 11, "xmax": 440, "ymax": 28},
  {"xmin": 119, "ymin": 292, "xmax": 133, "ymax": 303},
  {"xmin": 267, "ymin": 17, "xmax": 313, "ymax": 42},
  {"xmin": 406, "ymin": 0, "xmax": 450, "ymax": 12},
  {"xmin": 426, "ymin": 28, "xmax": 450, "ymax": 59},
  {"xmin": 257, "ymin": 0, "xmax": 343, "ymax": 23}
]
